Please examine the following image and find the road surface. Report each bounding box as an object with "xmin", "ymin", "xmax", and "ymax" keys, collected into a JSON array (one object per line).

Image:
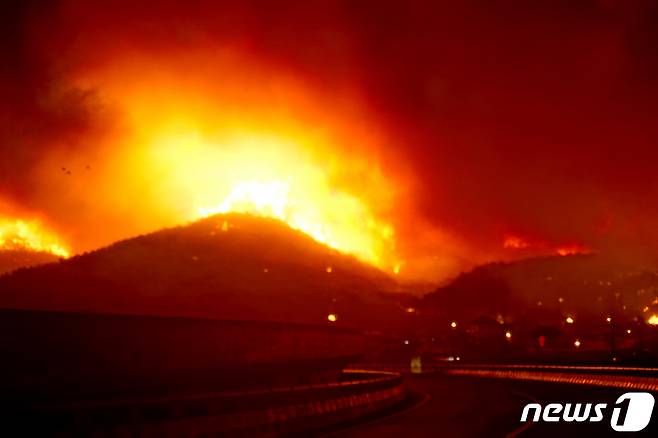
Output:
[{"xmin": 326, "ymin": 373, "xmax": 658, "ymax": 437}]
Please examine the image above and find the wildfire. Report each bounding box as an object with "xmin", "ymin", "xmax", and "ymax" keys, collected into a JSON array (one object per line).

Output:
[
  {"xmin": 555, "ymin": 244, "xmax": 589, "ymax": 256},
  {"xmin": 195, "ymin": 176, "xmax": 394, "ymax": 267},
  {"xmin": 38, "ymin": 51, "xmax": 410, "ymax": 275},
  {"xmin": 155, "ymin": 134, "xmax": 398, "ymax": 269},
  {"xmin": 0, "ymin": 218, "xmax": 69, "ymax": 258},
  {"xmin": 648, "ymin": 315, "xmax": 658, "ymax": 326},
  {"xmin": 81, "ymin": 55, "xmax": 403, "ymax": 272},
  {"xmin": 503, "ymin": 236, "xmax": 530, "ymax": 249},
  {"xmin": 504, "ymin": 234, "xmax": 589, "ymax": 257}
]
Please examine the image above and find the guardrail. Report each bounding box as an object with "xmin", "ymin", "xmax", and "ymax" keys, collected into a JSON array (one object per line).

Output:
[
  {"xmin": 8, "ymin": 370, "xmax": 405, "ymax": 437},
  {"xmin": 349, "ymin": 363, "xmax": 658, "ymax": 392}
]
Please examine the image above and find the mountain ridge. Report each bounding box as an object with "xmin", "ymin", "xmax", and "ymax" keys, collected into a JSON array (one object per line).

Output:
[{"xmin": 0, "ymin": 214, "xmax": 413, "ymax": 330}]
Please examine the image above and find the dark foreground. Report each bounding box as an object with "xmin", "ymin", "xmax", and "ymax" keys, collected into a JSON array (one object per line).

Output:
[{"xmin": 329, "ymin": 374, "xmax": 658, "ymax": 437}]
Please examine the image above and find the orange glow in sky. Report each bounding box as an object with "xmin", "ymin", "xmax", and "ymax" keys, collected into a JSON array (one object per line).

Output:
[
  {"xmin": 56, "ymin": 52, "xmax": 404, "ymax": 273},
  {"xmin": 7, "ymin": 1, "xmax": 658, "ymax": 287},
  {"xmin": 1, "ymin": 47, "xmax": 590, "ymax": 282}
]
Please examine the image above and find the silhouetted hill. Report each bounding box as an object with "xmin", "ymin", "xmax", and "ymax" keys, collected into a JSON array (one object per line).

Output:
[
  {"xmin": 422, "ymin": 254, "xmax": 658, "ymax": 325},
  {"xmin": 0, "ymin": 250, "xmax": 59, "ymax": 275},
  {"xmin": 0, "ymin": 214, "xmax": 414, "ymax": 330}
]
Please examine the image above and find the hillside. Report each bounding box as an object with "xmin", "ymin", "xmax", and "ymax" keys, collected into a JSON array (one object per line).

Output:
[
  {"xmin": 0, "ymin": 250, "xmax": 59, "ymax": 275},
  {"xmin": 422, "ymin": 254, "xmax": 658, "ymax": 325},
  {"xmin": 0, "ymin": 214, "xmax": 413, "ymax": 330}
]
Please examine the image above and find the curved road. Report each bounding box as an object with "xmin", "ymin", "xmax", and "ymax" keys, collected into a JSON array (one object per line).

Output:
[{"xmin": 326, "ymin": 374, "xmax": 658, "ymax": 437}]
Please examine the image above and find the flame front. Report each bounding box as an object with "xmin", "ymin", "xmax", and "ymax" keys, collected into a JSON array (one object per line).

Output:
[
  {"xmin": 196, "ymin": 178, "xmax": 394, "ymax": 264},
  {"xmin": 0, "ymin": 218, "xmax": 69, "ymax": 258},
  {"xmin": 140, "ymin": 132, "xmax": 397, "ymax": 269},
  {"xmin": 197, "ymin": 178, "xmax": 394, "ymax": 265},
  {"xmin": 60, "ymin": 53, "xmax": 405, "ymax": 273},
  {"xmin": 503, "ymin": 234, "xmax": 589, "ymax": 257}
]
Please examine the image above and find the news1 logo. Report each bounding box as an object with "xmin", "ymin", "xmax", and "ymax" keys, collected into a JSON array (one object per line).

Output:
[{"xmin": 520, "ymin": 392, "xmax": 655, "ymax": 432}]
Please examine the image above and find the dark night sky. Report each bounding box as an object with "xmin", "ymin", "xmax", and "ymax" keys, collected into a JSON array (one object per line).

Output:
[{"xmin": 2, "ymin": 0, "xmax": 658, "ymax": 280}]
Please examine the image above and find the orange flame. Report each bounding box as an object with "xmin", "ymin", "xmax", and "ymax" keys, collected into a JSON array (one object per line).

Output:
[
  {"xmin": 64, "ymin": 53, "xmax": 404, "ymax": 273},
  {"xmin": 555, "ymin": 244, "xmax": 589, "ymax": 256},
  {"xmin": 195, "ymin": 177, "xmax": 394, "ymax": 266},
  {"xmin": 0, "ymin": 218, "xmax": 69, "ymax": 258},
  {"xmin": 154, "ymin": 134, "xmax": 397, "ymax": 269},
  {"xmin": 503, "ymin": 235, "xmax": 530, "ymax": 249},
  {"xmin": 503, "ymin": 234, "xmax": 589, "ymax": 257}
]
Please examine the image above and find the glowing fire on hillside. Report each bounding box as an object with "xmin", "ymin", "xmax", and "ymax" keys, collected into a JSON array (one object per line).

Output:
[
  {"xmin": 0, "ymin": 218, "xmax": 69, "ymax": 258},
  {"xmin": 504, "ymin": 235, "xmax": 589, "ymax": 257},
  {"xmin": 65, "ymin": 54, "xmax": 404, "ymax": 273},
  {"xmin": 144, "ymin": 132, "xmax": 398, "ymax": 271},
  {"xmin": 0, "ymin": 47, "xmax": 598, "ymax": 281},
  {"xmin": 196, "ymin": 178, "xmax": 395, "ymax": 266}
]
